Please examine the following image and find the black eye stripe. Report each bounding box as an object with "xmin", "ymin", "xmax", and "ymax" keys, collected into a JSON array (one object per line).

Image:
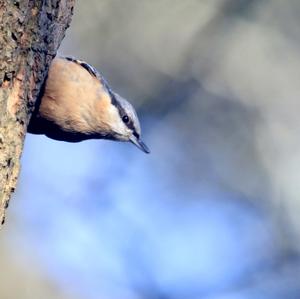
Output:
[
  {"xmin": 110, "ymin": 92, "xmax": 137, "ymax": 133},
  {"xmin": 126, "ymin": 119, "xmax": 135, "ymax": 131},
  {"xmin": 133, "ymin": 131, "xmax": 140, "ymax": 139}
]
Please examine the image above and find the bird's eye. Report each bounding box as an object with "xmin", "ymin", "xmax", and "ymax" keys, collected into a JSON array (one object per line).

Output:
[{"xmin": 122, "ymin": 115, "xmax": 129, "ymax": 123}]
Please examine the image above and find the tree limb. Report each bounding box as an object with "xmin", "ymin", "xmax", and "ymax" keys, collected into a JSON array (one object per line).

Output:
[{"xmin": 0, "ymin": 0, "xmax": 75, "ymax": 226}]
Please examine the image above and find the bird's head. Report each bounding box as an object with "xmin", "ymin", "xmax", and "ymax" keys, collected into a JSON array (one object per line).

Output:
[{"xmin": 100, "ymin": 91, "xmax": 150, "ymax": 154}]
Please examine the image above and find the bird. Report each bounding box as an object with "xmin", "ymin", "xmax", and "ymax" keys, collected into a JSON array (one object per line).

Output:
[{"xmin": 28, "ymin": 56, "xmax": 150, "ymax": 154}]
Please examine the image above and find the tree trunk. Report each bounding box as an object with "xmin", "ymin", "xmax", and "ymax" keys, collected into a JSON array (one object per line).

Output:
[{"xmin": 0, "ymin": 0, "xmax": 74, "ymax": 226}]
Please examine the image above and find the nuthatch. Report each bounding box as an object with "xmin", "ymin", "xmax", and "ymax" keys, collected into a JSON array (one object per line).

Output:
[{"xmin": 28, "ymin": 57, "xmax": 150, "ymax": 153}]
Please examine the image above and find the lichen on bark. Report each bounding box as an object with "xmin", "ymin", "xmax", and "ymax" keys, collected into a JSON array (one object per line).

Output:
[{"xmin": 0, "ymin": 0, "xmax": 75, "ymax": 226}]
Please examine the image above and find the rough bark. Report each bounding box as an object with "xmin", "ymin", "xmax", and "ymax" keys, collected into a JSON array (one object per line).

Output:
[{"xmin": 0, "ymin": 0, "xmax": 74, "ymax": 226}]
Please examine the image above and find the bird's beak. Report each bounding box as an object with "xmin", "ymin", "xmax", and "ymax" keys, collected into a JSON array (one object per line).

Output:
[{"xmin": 130, "ymin": 135, "xmax": 150, "ymax": 154}]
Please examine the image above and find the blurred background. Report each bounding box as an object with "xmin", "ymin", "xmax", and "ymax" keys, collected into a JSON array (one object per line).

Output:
[{"xmin": 1, "ymin": 0, "xmax": 300, "ymax": 298}]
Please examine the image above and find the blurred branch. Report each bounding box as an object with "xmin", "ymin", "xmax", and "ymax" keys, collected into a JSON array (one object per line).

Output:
[{"xmin": 0, "ymin": 0, "xmax": 75, "ymax": 227}]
